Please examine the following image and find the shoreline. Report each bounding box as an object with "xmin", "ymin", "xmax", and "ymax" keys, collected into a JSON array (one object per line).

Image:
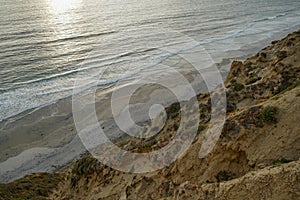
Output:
[
  {"xmin": 1, "ymin": 26, "xmax": 300, "ymax": 183},
  {"xmin": 2, "ymin": 24, "xmax": 300, "ymax": 125}
]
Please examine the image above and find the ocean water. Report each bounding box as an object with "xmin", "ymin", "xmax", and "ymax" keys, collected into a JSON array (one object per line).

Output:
[{"xmin": 1, "ymin": 0, "xmax": 300, "ymax": 121}]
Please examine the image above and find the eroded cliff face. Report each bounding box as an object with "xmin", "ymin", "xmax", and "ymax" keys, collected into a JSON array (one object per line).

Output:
[{"xmin": 2, "ymin": 31, "xmax": 300, "ymax": 200}]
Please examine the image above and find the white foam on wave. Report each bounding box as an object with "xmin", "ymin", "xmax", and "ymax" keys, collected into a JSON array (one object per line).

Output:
[{"xmin": 202, "ymin": 11, "xmax": 300, "ymax": 63}]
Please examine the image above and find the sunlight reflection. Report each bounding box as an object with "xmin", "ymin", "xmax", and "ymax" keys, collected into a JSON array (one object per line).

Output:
[
  {"xmin": 46, "ymin": 0, "xmax": 84, "ymax": 54},
  {"xmin": 48, "ymin": 0, "xmax": 82, "ymax": 14}
]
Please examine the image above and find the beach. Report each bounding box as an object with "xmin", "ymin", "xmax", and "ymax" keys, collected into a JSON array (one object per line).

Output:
[{"xmin": 0, "ymin": 61, "xmax": 212, "ymax": 182}]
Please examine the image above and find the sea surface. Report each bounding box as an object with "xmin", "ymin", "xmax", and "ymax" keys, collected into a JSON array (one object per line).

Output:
[{"xmin": 1, "ymin": 0, "xmax": 300, "ymax": 121}]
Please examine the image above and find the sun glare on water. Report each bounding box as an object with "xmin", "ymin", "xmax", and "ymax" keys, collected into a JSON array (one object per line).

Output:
[
  {"xmin": 46, "ymin": 0, "xmax": 83, "ymax": 44},
  {"xmin": 48, "ymin": 0, "xmax": 82, "ymax": 14}
]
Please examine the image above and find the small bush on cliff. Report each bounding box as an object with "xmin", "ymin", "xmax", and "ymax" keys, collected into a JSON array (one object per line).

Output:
[
  {"xmin": 246, "ymin": 77, "xmax": 261, "ymax": 85},
  {"xmin": 72, "ymin": 154, "xmax": 102, "ymax": 176},
  {"xmin": 232, "ymin": 82, "xmax": 245, "ymax": 91},
  {"xmin": 215, "ymin": 171, "xmax": 235, "ymax": 182},
  {"xmin": 198, "ymin": 124, "xmax": 206, "ymax": 133},
  {"xmin": 166, "ymin": 102, "xmax": 180, "ymax": 119},
  {"xmin": 256, "ymin": 106, "xmax": 279, "ymax": 123},
  {"xmin": 271, "ymin": 158, "xmax": 292, "ymax": 167},
  {"xmin": 275, "ymin": 81, "xmax": 300, "ymax": 95}
]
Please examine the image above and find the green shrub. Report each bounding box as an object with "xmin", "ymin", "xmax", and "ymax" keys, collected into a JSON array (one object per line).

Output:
[
  {"xmin": 271, "ymin": 95, "xmax": 281, "ymax": 101},
  {"xmin": 167, "ymin": 191, "xmax": 173, "ymax": 197},
  {"xmin": 173, "ymin": 123, "xmax": 179, "ymax": 130},
  {"xmin": 256, "ymin": 106, "xmax": 279, "ymax": 123},
  {"xmin": 142, "ymin": 140, "xmax": 156, "ymax": 148},
  {"xmin": 117, "ymin": 140, "xmax": 129, "ymax": 147},
  {"xmin": 215, "ymin": 171, "xmax": 235, "ymax": 182},
  {"xmin": 198, "ymin": 124, "xmax": 206, "ymax": 133},
  {"xmin": 246, "ymin": 77, "xmax": 260, "ymax": 85},
  {"xmin": 72, "ymin": 155, "xmax": 102, "ymax": 176},
  {"xmin": 232, "ymin": 82, "xmax": 245, "ymax": 91},
  {"xmin": 276, "ymin": 81, "xmax": 300, "ymax": 95},
  {"xmin": 166, "ymin": 102, "xmax": 180, "ymax": 119},
  {"xmin": 271, "ymin": 158, "xmax": 292, "ymax": 167}
]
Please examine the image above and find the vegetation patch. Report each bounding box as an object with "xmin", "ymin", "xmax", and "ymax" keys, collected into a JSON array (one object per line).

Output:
[
  {"xmin": 271, "ymin": 158, "xmax": 292, "ymax": 168},
  {"xmin": 117, "ymin": 140, "xmax": 130, "ymax": 148},
  {"xmin": 239, "ymin": 106, "xmax": 263, "ymax": 128},
  {"xmin": 271, "ymin": 95, "xmax": 282, "ymax": 101},
  {"xmin": 0, "ymin": 173, "xmax": 62, "ymax": 200},
  {"xmin": 166, "ymin": 102, "xmax": 181, "ymax": 119},
  {"xmin": 198, "ymin": 124, "xmax": 206, "ymax": 133},
  {"xmin": 246, "ymin": 77, "xmax": 261, "ymax": 85},
  {"xmin": 276, "ymin": 81, "xmax": 300, "ymax": 95},
  {"xmin": 72, "ymin": 154, "xmax": 103, "ymax": 176},
  {"xmin": 141, "ymin": 139, "xmax": 157, "ymax": 149},
  {"xmin": 232, "ymin": 82, "xmax": 245, "ymax": 91},
  {"xmin": 256, "ymin": 106, "xmax": 279, "ymax": 124},
  {"xmin": 222, "ymin": 119, "xmax": 241, "ymax": 136},
  {"xmin": 260, "ymin": 52, "xmax": 267, "ymax": 58},
  {"xmin": 173, "ymin": 123, "xmax": 179, "ymax": 131},
  {"xmin": 215, "ymin": 171, "xmax": 235, "ymax": 182}
]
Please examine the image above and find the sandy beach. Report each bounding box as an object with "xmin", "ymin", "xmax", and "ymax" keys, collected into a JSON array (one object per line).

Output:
[{"xmin": 0, "ymin": 62, "xmax": 213, "ymax": 183}]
